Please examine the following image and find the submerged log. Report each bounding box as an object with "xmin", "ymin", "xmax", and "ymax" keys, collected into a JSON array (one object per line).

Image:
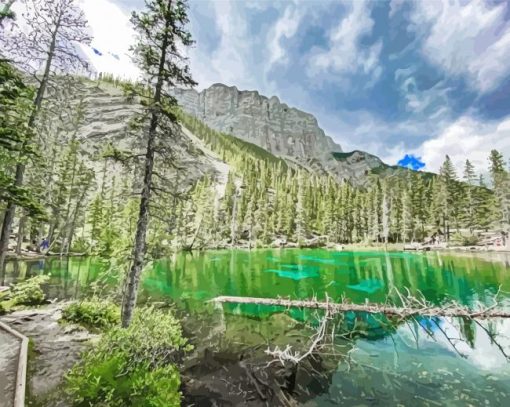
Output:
[{"xmin": 211, "ymin": 295, "xmax": 510, "ymax": 319}]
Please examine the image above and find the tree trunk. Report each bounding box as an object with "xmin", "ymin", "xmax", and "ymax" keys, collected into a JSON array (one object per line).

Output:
[
  {"xmin": 121, "ymin": 1, "xmax": 172, "ymax": 327},
  {"xmin": 15, "ymin": 213, "xmax": 26, "ymax": 255},
  {"xmin": 212, "ymin": 295, "xmax": 510, "ymax": 319},
  {"xmin": 231, "ymin": 187, "xmax": 239, "ymax": 247},
  {"xmin": 68, "ymin": 181, "xmax": 92, "ymax": 255},
  {"xmin": 120, "ymin": 128, "xmax": 156, "ymax": 327},
  {"xmin": 48, "ymin": 214, "xmax": 59, "ymax": 245},
  {"xmin": 0, "ymin": 17, "xmax": 60, "ymax": 272},
  {"xmin": 0, "ymin": 163, "xmax": 24, "ymax": 270}
]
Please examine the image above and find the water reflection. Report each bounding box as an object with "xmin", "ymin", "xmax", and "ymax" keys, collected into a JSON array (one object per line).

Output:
[{"xmin": 4, "ymin": 249, "xmax": 510, "ymax": 405}]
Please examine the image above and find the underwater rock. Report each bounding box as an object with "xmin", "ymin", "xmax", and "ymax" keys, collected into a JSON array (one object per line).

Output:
[{"xmin": 347, "ymin": 279, "xmax": 385, "ymax": 294}]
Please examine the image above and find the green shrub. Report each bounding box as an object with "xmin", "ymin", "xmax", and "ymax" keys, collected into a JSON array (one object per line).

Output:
[
  {"xmin": 1, "ymin": 275, "xmax": 50, "ymax": 309},
  {"xmin": 0, "ymin": 275, "xmax": 50, "ymax": 313},
  {"xmin": 70, "ymin": 236, "xmax": 91, "ymax": 253},
  {"xmin": 61, "ymin": 299, "xmax": 120, "ymax": 331},
  {"xmin": 66, "ymin": 307, "xmax": 190, "ymax": 406},
  {"xmin": 452, "ymin": 232, "xmax": 480, "ymax": 246},
  {"xmin": 11, "ymin": 275, "xmax": 49, "ymax": 305},
  {"xmin": 461, "ymin": 234, "xmax": 480, "ymax": 246}
]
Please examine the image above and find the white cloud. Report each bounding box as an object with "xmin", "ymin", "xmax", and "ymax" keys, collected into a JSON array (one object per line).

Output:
[
  {"xmin": 416, "ymin": 115, "xmax": 510, "ymax": 174},
  {"xmin": 389, "ymin": 0, "xmax": 406, "ymax": 18},
  {"xmin": 325, "ymin": 112, "xmax": 510, "ymax": 175},
  {"xmin": 78, "ymin": 0, "xmax": 140, "ymax": 79},
  {"xmin": 313, "ymin": 106, "xmax": 429, "ymax": 164},
  {"xmin": 268, "ymin": 3, "xmax": 302, "ymax": 67},
  {"xmin": 308, "ymin": 0, "xmax": 382, "ymax": 81},
  {"xmin": 414, "ymin": 0, "xmax": 510, "ymax": 93},
  {"xmin": 188, "ymin": 0, "xmax": 263, "ymax": 92}
]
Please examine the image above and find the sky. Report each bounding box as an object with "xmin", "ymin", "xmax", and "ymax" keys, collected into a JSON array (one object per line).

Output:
[{"xmin": 78, "ymin": 0, "xmax": 510, "ymax": 174}]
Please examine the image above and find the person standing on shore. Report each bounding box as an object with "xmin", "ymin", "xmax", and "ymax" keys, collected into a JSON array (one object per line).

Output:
[{"xmin": 40, "ymin": 237, "xmax": 49, "ymax": 252}]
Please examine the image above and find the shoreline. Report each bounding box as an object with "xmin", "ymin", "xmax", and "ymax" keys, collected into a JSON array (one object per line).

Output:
[
  {"xmin": 4, "ymin": 244, "xmax": 510, "ymax": 263},
  {"xmin": 4, "ymin": 251, "xmax": 87, "ymax": 262}
]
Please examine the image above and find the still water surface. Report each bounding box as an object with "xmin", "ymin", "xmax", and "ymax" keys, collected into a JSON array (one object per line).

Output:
[{"xmin": 4, "ymin": 249, "xmax": 510, "ymax": 405}]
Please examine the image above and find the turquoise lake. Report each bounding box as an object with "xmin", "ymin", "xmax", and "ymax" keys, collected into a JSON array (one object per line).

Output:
[{"xmin": 3, "ymin": 248, "xmax": 510, "ymax": 405}]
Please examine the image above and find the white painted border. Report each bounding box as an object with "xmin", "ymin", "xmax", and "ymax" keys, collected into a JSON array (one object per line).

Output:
[{"xmin": 0, "ymin": 321, "xmax": 28, "ymax": 407}]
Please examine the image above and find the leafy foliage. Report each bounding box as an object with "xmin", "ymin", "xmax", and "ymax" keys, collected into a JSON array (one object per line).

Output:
[
  {"xmin": 10, "ymin": 275, "xmax": 49, "ymax": 305},
  {"xmin": 0, "ymin": 60, "xmax": 46, "ymax": 218},
  {"xmin": 66, "ymin": 307, "xmax": 190, "ymax": 406},
  {"xmin": 61, "ymin": 299, "xmax": 120, "ymax": 331},
  {"xmin": 0, "ymin": 275, "xmax": 49, "ymax": 312}
]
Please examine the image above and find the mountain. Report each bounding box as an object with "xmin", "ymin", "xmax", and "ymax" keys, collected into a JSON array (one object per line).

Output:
[
  {"xmin": 74, "ymin": 79, "xmax": 230, "ymax": 192},
  {"xmin": 171, "ymin": 83, "xmax": 341, "ymax": 159},
  {"xmin": 170, "ymin": 83, "xmax": 387, "ymax": 184}
]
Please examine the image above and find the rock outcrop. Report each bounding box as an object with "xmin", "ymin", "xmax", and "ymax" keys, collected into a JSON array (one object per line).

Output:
[
  {"xmin": 171, "ymin": 84, "xmax": 387, "ymax": 184},
  {"xmin": 69, "ymin": 80, "xmax": 390, "ymax": 188},
  {"xmin": 170, "ymin": 83, "xmax": 342, "ymax": 160},
  {"xmin": 74, "ymin": 80, "xmax": 230, "ymax": 193}
]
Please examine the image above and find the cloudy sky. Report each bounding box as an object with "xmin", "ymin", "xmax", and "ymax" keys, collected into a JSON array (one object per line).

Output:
[{"xmin": 80, "ymin": 0, "xmax": 510, "ymax": 173}]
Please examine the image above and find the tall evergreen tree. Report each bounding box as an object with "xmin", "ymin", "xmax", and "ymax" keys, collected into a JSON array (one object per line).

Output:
[
  {"xmin": 121, "ymin": 0, "xmax": 196, "ymax": 327},
  {"xmin": 489, "ymin": 150, "xmax": 510, "ymax": 229},
  {"xmin": 462, "ymin": 159, "xmax": 477, "ymax": 232},
  {"xmin": 437, "ymin": 155, "xmax": 459, "ymax": 240},
  {"xmin": 0, "ymin": 0, "xmax": 90, "ymax": 271}
]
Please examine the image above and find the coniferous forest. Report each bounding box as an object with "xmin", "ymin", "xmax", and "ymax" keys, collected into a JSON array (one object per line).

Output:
[
  {"xmin": 2, "ymin": 1, "xmax": 510, "ymax": 406},
  {"xmin": 1, "ymin": 64, "xmax": 509, "ymax": 262}
]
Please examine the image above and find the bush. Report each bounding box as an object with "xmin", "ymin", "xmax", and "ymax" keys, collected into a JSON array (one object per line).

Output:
[
  {"xmin": 66, "ymin": 307, "xmax": 191, "ymax": 406},
  {"xmin": 0, "ymin": 275, "xmax": 50, "ymax": 310},
  {"xmin": 0, "ymin": 275, "xmax": 50, "ymax": 313},
  {"xmin": 70, "ymin": 236, "xmax": 91, "ymax": 253},
  {"xmin": 461, "ymin": 234, "xmax": 480, "ymax": 246},
  {"xmin": 11, "ymin": 275, "xmax": 50, "ymax": 305},
  {"xmin": 61, "ymin": 299, "xmax": 120, "ymax": 331}
]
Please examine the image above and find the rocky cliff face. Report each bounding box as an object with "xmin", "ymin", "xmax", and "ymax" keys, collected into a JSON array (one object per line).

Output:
[
  {"xmin": 170, "ymin": 84, "xmax": 342, "ymax": 160},
  {"xmin": 171, "ymin": 83, "xmax": 386, "ymax": 184},
  {"xmin": 73, "ymin": 80, "xmax": 387, "ymax": 188},
  {"xmin": 74, "ymin": 80, "xmax": 229, "ymax": 193}
]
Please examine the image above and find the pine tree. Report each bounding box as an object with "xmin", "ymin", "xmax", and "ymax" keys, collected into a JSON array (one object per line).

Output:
[
  {"xmin": 121, "ymin": 0, "xmax": 196, "ymax": 327},
  {"xmin": 489, "ymin": 150, "xmax": 510, "ymax": 230},
  {"xmin": 295, "ymin": 171, "xmax": 307, "ymax": 245},
  {"xmin": 462, "ymin": 159, "xmax": 477, "ymax": 232},
  {"xmin": 437, "ymin": 155, "xmax": 459, "ymax": 240},
  {"xmin": 381, "ymin": 179, "xmax": 390, "ymax": 244},
  {"xmin": 0, "ymin": 0, "xmax": 90, "ymax": 271}
]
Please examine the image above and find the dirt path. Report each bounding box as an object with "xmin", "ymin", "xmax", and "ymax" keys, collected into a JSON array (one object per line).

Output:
[
  {"xmin": 0, "ymin": 304, "xmax": 96, "ymax": 406},
  {"xmin": 0, "ymin": 328, "xmax": 20, "ymax": 407}
]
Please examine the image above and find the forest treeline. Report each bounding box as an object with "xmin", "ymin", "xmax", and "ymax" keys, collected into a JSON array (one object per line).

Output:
[
  {"xmin": 2, "ymin": 1, "xmax": 510, "ymax": 281},
  {"xmin": 3, "ymin": 56, "xmax": 509, "ymax": 264},
  {"xmin": 2, "ymin": 1, "xmax": 510, "ymax": 405},
  {"xmin": 174, "ymin": 111, "xmax": 509, "ymax": 247}
]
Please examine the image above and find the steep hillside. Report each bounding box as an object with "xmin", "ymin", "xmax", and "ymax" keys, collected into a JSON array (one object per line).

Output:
[
  {"xmin": 75, "ymin": 80, "xmax": 230, "ymax": 192},
  {"xmin": 70, "ymin": 79, "xmax": 430, "ymax": 195},
  {"xmin": 170, "ymin": 84, "xmax": 341, "ymax": 158},
  {"xmin": 170, "ymin": 83, "xmax": 388, "ymax": 184}
]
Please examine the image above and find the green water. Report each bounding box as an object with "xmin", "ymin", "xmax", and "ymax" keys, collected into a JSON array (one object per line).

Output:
[{"xmin": 4, "ymin": 249, "xmax": 510, "ymax": 405}]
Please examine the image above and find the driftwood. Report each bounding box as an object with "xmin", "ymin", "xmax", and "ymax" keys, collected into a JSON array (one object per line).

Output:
[{"xmin": 211, "ymin": 295, "xmax": 510, "ymax": 319}]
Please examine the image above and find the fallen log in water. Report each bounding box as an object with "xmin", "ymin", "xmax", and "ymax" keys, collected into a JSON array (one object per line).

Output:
[{"xmin": 211, "ymin": 295, "xmax": 510, "ymax": 319}]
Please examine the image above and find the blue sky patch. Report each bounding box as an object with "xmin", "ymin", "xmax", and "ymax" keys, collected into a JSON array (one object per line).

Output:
[
  {"xmin": 106, "ymin": 0, "xmax": 510, "ymax": 173},
  {"xmin": 397, "ymin": 154, "xmax": 426, "ymax": 171}
]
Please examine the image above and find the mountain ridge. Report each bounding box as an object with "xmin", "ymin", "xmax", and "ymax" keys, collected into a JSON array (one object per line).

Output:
[
  {"xmin": 170, "ymin": 83, "xmax": 342, "ymax": 156},
  {"xmin": 170, "ymin": 83, "xmax": 387, "ymax": 184}
]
